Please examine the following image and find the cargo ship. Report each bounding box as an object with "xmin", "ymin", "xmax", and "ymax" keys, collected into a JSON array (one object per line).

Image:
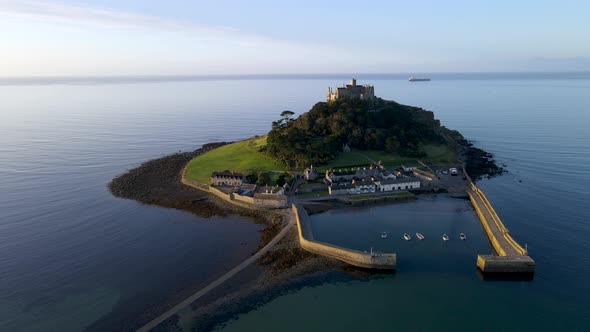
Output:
[{"xmin": 408, "ymin": 76, "xmax": 431, "ymax": 82}]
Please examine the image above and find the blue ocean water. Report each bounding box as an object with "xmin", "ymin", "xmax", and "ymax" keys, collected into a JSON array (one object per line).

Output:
[{"xmin": 1, "ymin": 73, "xmax": 589, "ymax": 331}]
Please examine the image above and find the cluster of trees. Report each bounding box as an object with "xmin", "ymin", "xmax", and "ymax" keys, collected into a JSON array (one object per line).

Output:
[
  {"xmin": 264, "ymin": 98, "xmax": 456, "ymax": 168},
  {"xmin": 245, "ymin": 171, "xmax": 292, "ymax": 187}
]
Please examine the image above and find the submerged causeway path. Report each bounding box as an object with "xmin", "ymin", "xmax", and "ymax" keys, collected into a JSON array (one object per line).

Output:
[{"xmin": 136, "ymin": 215, "xmax": 295, "ymax": 332}]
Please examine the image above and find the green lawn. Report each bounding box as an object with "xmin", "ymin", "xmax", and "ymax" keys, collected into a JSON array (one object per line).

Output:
[
  {"xmin": 421, "ymin": 144, "xmax": 457, "ymax": 164},
  {"xmin": 320, "ymin": 144, "xmax": 456, "ymax": 171},
  {"xmin": 184, "ymin": 136, "xmax": 286, "ymax": 184}
]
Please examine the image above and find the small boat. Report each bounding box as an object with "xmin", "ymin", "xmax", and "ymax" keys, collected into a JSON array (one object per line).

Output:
[
  {"xmin": 442, "ymin": 234, "xmax": 450, "ymax": 242},
  {"xmin": 416, "ymin": 233, "xmax": 425, "ymax": 240},
  {"xmin": 381, "ymin": 232, "xmax": 388, "ymax": 239},
  {"xmin": 403, "ymin": 233, "xmax": 411, "ymax": 241},
  {"xmin": 460, "ymin": 233, "xmax": 467, "ymax": 240}
]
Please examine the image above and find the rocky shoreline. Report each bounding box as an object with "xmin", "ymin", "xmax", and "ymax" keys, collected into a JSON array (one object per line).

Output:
[
  {"xmin": 458, "ymin": 139, "xmax": 505, "ymax": 180},
  {"xmin": 108, "ymin": 142, "xmax": 286, "ymax": 249}
]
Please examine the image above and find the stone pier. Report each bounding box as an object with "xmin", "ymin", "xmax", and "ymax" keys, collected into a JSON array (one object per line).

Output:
[
  {"xmin": 292, "ymin": 204, "xmax": 396, "ymax": 270},
  {"xmin": 466, "ymin": 179, "xmax": 535, "ymax": 275}
]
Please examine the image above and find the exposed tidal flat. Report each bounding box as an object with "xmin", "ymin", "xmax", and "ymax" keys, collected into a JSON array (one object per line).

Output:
[{"xmin": 1, "ymin": 74, "xmax": 590, "ymax": 331}]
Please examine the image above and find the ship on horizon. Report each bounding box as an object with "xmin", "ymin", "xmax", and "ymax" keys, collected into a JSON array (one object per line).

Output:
[{"xmin": 408, "ymin": 76, "xmax": 431, "ymax": 82}]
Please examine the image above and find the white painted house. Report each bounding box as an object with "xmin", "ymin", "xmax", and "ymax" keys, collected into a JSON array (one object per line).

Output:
[{"xmin": 375, "ymin": 178, "xmax": 420, "ymax": 192}]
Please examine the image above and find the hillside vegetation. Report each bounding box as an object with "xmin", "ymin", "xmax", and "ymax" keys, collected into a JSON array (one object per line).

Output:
[
  {"xmin": 184, "ymin": 136, "xmax": 286, "ymax": 184},
  {"xmin": 265, "ymin": 98, "xmax": 461, "ymax": 168}
]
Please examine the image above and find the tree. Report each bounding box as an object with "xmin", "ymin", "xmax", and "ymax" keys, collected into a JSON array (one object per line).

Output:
[
  {"xmin": 280, "ymin": 110, "xmax": 295, "ymax": 121},
  {"xmin": 385, "ymin": 136, "xmax": 400, "ymax": 153},
  {"xmin": 256, "ymin": 172, "xmax": 271, "ymax": 186},
  {"xmin": 265, "ymin": 98, "xmax": 449, "ymax": 167}
]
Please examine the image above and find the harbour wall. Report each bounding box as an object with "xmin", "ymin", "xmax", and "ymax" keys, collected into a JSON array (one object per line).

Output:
[
  {"xmin": 292, "ymin": 204, "xmax": 396, "ymax": 270},
  {"xmin": 464, "ymin": 171, "xmax": 535, "ymax": 274}
]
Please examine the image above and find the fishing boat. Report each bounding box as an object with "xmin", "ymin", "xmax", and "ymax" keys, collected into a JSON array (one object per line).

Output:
[
  {"xmin": 403, "ymin": 233, "xmax": 411, "ymax": 241},
  {"xmin": 460, "ymin": 233, "xmax": 467, "ymax": 240},
  {"xmin": 442, "ymin": 234, "xmax": 450, "ymax": 242},
  {"xmin": 381, "ymin": 232, "xmax": 388, "ymax": 239},
  {"xmin": 416, "ymin": 232, "xmax": 425, "ymax": 240}
]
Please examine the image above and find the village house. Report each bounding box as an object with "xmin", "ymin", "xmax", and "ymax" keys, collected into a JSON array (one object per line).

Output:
[
  {"xmin": 328, "ymin": 182, "xmax": 356, "ymax": 195},
  {"xmin": 236, "ymin": 183, "xmax": 257, "ymax": 196},
  {"xmin": 211, "ymin": 171, "xmax": 244, "ymax": 186},
  {"xmin": 328, "ymin": 179, "xmax": 376, "ymax": 195},
  {"xmin": 325, "ymin": 167, "xmax": 381, "ymax": 183},
  {"xmin": 258, "ymin": 185, "xmax": 285, "ymax": 196},
  {"xmin": 381, "ymin": 171, "xmax": 397, "ymax": 180},
  {"xmin": 355, "ymin": 180, "xmax": 376, "ymax": 194},
  {"xmin": 401, "ymin": 165, "xmax": 417, "ymax": 172},
  {"xmin": 327, "ymin": 79, "xmax": 375, "ymax": 102},
  {"xmin": 375, "ymin": 178, "xmax": 421, "ymax": 192}
]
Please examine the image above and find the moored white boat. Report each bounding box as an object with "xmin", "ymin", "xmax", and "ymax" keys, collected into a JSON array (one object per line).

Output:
[
  {"xmin": 460, "ymin": 233, "xmax": 467, "ymax": 240},
  {"xmin": 403, "ymin": 233, "xmax": 411, "ymax": 241},
  {"xmin": 416, "ymin": 232, "xmax": 425, "ymax": 240},
  {"xmin": 381, "ymin": 232, "xmax": 388, "ymax": 239},
  {"xmin": 442, "ymin": 234, "xmax": 450, "ymax": 242}
]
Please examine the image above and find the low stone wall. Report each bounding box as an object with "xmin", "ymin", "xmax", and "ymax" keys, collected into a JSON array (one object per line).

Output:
[
  {"xmin": 234, "ymin": 192, "xmax": 288, "ymax": 208},
  {"xmin": 292, "ymin": 204, "xmax": 396, "ymax": 270},
  {"xmin": 477, "ymin": 255, "xmax": 535, "ymax": 273},
  {"xmin": 253, "ymin": 197, "xmax": 288, "ymax": 208},
  {"xmin": 181, "ymin": 167, "xmax": 287, "ymax": 209},
  {"xmin": 233, "ymin": 192, "xmax": 256, "ymax": 204},
  {"xmin": 208, "ymin": 186, "xmax": 232, "ymax": 202},
  {"xmin": 181, "ymin": 177, "xmax": 210, "ymax": 191}
]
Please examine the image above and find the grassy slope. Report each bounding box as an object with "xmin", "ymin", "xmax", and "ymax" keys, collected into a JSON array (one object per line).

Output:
[
  {"xmin": 185, "ymin": 136, "xmax": 286, "ymax": 184},
  {"xmin": 320, "ymin": 144, "xmax": 456, "ymax": 171}
]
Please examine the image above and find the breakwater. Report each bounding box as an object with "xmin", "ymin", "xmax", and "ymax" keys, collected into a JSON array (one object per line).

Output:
[
  {"xmin": 292, "ymin": 204, "xmax": 396, "ymax": 270},
  {"xmin": 466, "ymin": 179, "xmax": 535, "ymax": 274}
]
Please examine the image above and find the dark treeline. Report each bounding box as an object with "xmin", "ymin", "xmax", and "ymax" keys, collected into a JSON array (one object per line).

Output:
[{"xmin": 264, "ymin": 98, "xmax": 462, "ymax": 168}]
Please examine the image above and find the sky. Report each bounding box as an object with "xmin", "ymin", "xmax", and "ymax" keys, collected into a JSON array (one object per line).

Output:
[{"xmin": 1, "ymin": 0, "xmax": 589, "ymax": 76}]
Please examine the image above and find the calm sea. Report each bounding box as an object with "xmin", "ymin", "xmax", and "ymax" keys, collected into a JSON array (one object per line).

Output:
[{"xmin": 1, "ymin": 73, "xmax": 589, "ymax": 331}]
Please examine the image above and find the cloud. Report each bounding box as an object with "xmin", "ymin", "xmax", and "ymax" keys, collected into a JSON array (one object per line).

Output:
[
  {"xmin": 0, "ymin": 0, "xmax": 395, "ymax": 75},
  {"xmin": 0, "ymin": 0, "xmax": 294, "ymax": 48}
]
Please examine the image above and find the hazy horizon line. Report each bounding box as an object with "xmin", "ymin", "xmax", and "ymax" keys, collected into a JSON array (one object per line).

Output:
[{"xmin": 1, "ymin": 71, "xmax": 589, "ymax": 86}]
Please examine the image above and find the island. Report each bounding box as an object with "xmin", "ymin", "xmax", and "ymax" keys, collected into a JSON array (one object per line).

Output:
[{"xmin": 109, "ymin": 79, "xmax": 534, "ymax": 331}]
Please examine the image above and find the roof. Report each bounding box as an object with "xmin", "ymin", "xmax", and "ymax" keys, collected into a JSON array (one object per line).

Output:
[
  {"xmin": 379, "ymin": 177, "xmax": 420, "ymax": 185},
  {"xmin": 260, "ymin": 186, "xmax": 282, "ymax": 193},
  {"xmin": 211, "ymin": 171, "xmax": 244, "ymax": 178},
  {"xmin": 331, "ymin": 183, "xmax": 355, "ymax": 190},
  {"xmin": 330, "ymin": 170, "xmax": 356, "ymax": 176}
]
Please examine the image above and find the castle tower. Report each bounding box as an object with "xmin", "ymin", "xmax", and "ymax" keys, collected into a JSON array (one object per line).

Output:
[{"xmin": 350, "ymin": 78, "xmax": 356, "ymax": 86}]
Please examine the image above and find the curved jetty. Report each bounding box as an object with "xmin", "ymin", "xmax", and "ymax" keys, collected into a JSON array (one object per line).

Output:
[
  {"xmin": 466, "ymin": 176, "xmax": 535, "ymax": 274},
  {"xmin": 292, "ymin": 204, "xmax": 396, "ymax": 270}
]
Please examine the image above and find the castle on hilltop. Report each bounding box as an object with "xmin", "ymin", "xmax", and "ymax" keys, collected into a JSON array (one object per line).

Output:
[{"xmin": 327, "ymin": 79, "xmax": 375, "ymax": 102}]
